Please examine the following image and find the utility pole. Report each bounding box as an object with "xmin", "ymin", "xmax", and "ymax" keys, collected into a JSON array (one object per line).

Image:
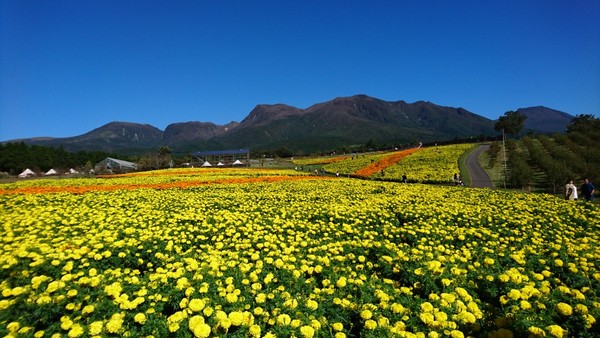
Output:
[{"xmin": 502, "ymin": 129, "xmax": 507, "ymax": 189}]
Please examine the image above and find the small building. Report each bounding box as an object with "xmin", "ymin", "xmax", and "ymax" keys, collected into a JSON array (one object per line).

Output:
[{"xmin": 95, "ymin": 157, "xmax": 137, "ymax": 173}]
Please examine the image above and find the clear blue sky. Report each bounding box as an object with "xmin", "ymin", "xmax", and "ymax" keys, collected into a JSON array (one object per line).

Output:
[{"xmin": 1, "ymin": 0, "xmax": 599, "ymax": 141}]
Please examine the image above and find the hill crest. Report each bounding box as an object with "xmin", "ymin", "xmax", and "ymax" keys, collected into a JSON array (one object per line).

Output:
[{"xmin": 1, "ymin": 95, "xmax": 574, "ymax": 154}]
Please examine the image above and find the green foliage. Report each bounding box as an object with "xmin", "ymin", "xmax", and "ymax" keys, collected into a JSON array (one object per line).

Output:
[
  {"xmin": 506, "ymin": 139, "xmax": 534, "ymax": 189},
  {"xmin": 486, "ymin": 142, "xmax": 502, "ymax": 168},
  {"xmin": 494, "ymin": 111, "xmax": 527, "ymax": 138},
  {"xmin": 495, "ymin": 115, "xmax": 600, "ymax": 194},
  {"xmin": 0, "ymin": 142, "xmax": 125, "ymax": 175}
]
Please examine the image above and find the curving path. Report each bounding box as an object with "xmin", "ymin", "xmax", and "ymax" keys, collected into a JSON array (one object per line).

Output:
[{"xmin": 466, "ymin": 144, "xmax": 494, "ymax": 188}]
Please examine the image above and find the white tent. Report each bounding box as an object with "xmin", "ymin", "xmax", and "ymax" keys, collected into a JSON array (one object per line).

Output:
[
  {"xmin": 232, "ymin": 160, "xmax": 244, "ymax": 166},
  {"xmin": 217, "ymin": 162, "xmax": 225, "ymax": 166},
  {"xmin": 202, "ymin": 161, "xmax": 212, "ymax": 167},
  {"xmin": 45, "ymin": 169, "xmax": 58, "ymax": 176},
  {"xmin": 18, "ymin": 168, "xmax": 36, "ymax": 178},
  {"xmin": 69, "ymin": 168, "xmax": 79, "ymax": 174}
]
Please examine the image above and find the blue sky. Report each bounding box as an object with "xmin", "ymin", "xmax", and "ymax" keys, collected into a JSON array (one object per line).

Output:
[{"xmin": 1, "ymin": 0, "xmax": 599, "ymax": 141}]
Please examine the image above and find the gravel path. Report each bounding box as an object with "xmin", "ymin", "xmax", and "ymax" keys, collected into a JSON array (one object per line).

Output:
[{"xmin": 466, "ymin": 144, "xmax": 494, "ymax": 188}]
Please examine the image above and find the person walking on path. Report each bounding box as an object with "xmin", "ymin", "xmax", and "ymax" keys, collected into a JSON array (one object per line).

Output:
[
  {"xmin": 565, "ymin": 179, "xmax": 577, "ymax": 200},
  {"xmin": 581, "ymin": 178, "xmax": 596, "ymax": 201}
]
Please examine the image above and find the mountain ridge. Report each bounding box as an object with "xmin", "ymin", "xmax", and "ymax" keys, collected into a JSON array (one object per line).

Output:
[{"xmin": 2, "ymin": 95, "xmax": 574, "ymax": 154}]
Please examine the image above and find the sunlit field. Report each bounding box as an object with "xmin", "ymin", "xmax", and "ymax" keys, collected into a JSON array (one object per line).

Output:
[{"xmin": 1, "ymin": 168, "xmax": 599, "ymax": 337}]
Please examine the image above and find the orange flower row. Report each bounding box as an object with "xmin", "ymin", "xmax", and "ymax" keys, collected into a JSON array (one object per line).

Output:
[
  {"xmin": 353, "ymin": 148, "xmax": 422, "ymax": 177},
  {"xmin": 0, "ymin": 175, "xmax": 333, "ymax": 195}
]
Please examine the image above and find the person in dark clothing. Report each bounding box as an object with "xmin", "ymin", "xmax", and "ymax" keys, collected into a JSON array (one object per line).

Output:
[{"xmin": 580, "ymin": 178, "xmax": 596, "ymax": 201}]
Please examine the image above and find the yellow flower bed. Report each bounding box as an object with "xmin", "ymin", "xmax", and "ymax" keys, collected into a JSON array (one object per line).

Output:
[
  {"xmin": 0, "ymin": 170, "xmax": 599, "ymax": 337},
  {"xmin": 0, "ymin": 168, "xmax": 309, "ymax": 194},
  {"xmin": 384, "ymin": 144, "xmax": 475, "ymax": 183}
]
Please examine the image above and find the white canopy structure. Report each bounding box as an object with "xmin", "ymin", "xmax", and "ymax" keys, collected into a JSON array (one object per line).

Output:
[
  {"xmin": 69, "ymin": 168, "xmax": 79, "ymax": 174},
  {"xmin": 201, "ymin": 161, "xmax": 212, "ymax": 167},
  {"xmin": 217, "ymin": 162, "xmax": 225, "ymax": 166},
  {"xmin": 18, "ymin": 168, "xmax": 36, "ymax": 178},
  {"xmin": 232, "ymin": 160, "xmax": 244, "ymax": 166},
  {"xmin": 45, "ymin": 169, "xmax": 58, "ymax": 176}
]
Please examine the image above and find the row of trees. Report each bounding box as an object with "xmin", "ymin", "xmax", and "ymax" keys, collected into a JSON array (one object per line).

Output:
[
  {"xmin": 0, "ymin": 142, "xmax": 126, "ymax": 176},
  {"xmin": 489, "ymin": 114, "xmax": 600, "ymax": 193}
]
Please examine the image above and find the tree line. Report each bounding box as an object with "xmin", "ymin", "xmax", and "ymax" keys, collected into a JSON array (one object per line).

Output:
[
  {"xmin": 0, "ymin": 142, "xmax": 126, "ymax": 176},
  {"xmin": 488, "ymin": 114, "xmax": 600, "ymax": 193}
]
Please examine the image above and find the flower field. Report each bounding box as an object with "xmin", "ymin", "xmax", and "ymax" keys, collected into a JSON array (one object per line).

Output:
[
  {"xmin": 322, "ymin": 152, "xmax": 408, "ymax": 177},
  {"xmin": 381, "ymin": 144, "xmax": 475, "ymax": 183},
  {"xmin": 1, "ymin": 169, "xmax": 599, "ymax": 337}
]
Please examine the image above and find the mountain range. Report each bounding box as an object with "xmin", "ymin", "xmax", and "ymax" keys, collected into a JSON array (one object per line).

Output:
[{"xmin": 3, "ymin": 95, "xmax": 574, "ymax": 154}]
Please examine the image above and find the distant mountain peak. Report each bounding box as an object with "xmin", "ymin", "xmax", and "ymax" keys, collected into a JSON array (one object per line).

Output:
[
  {"xmin": 2, "ymin": 95, "xmax": 575, "ymax": 154},
  {"xmin": 517, "ymin": 106, "xmax": 574, "ymax": 133}
]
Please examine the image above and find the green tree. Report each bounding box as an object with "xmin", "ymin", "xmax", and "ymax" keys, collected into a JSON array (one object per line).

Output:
[
  {"xmin": 566, "ymin": 114, "xmax": 600, "ymax": 134},
  {"xmin": 494, "ymin": 111, "xmax": 527, "ymax": 138},
  {"xmin": 157, "ymin": 146, "xmax": 173, "ymax": 169}
]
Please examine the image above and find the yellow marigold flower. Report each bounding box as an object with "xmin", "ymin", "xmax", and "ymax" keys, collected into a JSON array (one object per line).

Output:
[
  {"xmin": 332, "ymin": 322, "xmax": 344, "ymax": 331},
  {"xmin": 60, "ymin": 317, "xmax": 73, "ymax": 330},
  {"xmin": 106, "ymin": 313, "xmax": 124, "ymax": 334},
  {"xmin": 306, "ymin": 299, "xmax": 318, "ymax": 310},
  {"xmin": 442, "ymin": 278, "xmax": 453, "ymax": 286},
  {"xmin": 228, "ymin": 311, "xmax": 244, "ymax": 326},
  {"xmin": 168, "ymin": 322, "xmax": 180, "ymax": 333},
  {"xmin": 248, "ymin": 324, "xmax": 261, "ymax": 337},
  {"xmin": 336, "ymin": 277, "xmax": 347, "ymax": 288},
  {"xmin": 554, "ymin": 259, "xmax": 563, "ymax": 267},
  {"xmin": 556, "ymin": 303, "xmax": 572, "ymax": 316},
  {"xmin": 134, "ymin": 313, "xmax": 147, "ymax": 324},
  {"xmin": 360, "ymin": 309, "xmax": 372, "ymax": 320},
  {"xmin": 300, "ymin": 325, "xmax": 315, "ymax": 338},
  {"xmin": 434, "ymin": 311, "xmax": 448, "ymax": 321},
  {"xmin": 364, "ymin": 319, "xmax": 377, "ymax": 330},
  {"xmin": 291, "ymin": 319, "xmax": 302, "ymax": 328},
  {"xmin": 277, "ymin": 314, "xmax": 291, "ymax": 326},
  {"xmin": 455, "ymin": 311, "xmax": 476, "ymax": 324},
  {"xmin": 202, "ymin": 306, "xmax": 213, "ymax": 317},
  {"xmin": 484, "ymin": 258, "xmax": 495, "ymax": 265},
  {"xmin": 82, "ymin": 305, "xmax": 94, "ymax": 315},
  {"xmin": 584, "ymin": 314, "xmax": 596, "ymax": 328},
  {"xmin": 449, "ymin": 330, "xmax": 464, "ymax": 338},
  {"xmin": 67, "ymin": 323, "xmax": 84, "ymax": 338},
  {"xmin": 188, "ymin": 298, "xmax": 205, "ymax": 312},
  {"xmin": 546, "ymin": 325, "xmax": 565, "ymax": 338},
  {"xmin": 520, "ymin": 300, "xmax": 532, "ymax": 310},
  {"xmin": 88, "ymin": 321, "xmax": 103, "ymax": 335},
  {"xmin": 420, "ymin": 302, "xmax": 434, "ymax": 313},
  {"xmin": 7, "ymin": 322, "xmax": 20, "ymax": 333},
  {"xmin": 255, "ymin": 293, "xmax": 266, "ymax": 303},
  {"xmin": 499, "ymin": 274, "xmax": 510, "ymax": 283},
  {"xmin": 507, "ymin": 289, "xmax": 521, "ymax": 300},
  {"xmin": 528, "ymin": 326, "xmax": 545, "ymax": 336},
  {"xmin": 220, "ymin": 318, "xmax": 232, "ymax": 330},
  {"xmin": 188, "ymin": 315, "xmax": 205, "ymax": 329},
  {"xmin": 191, "ymin": 323, "xmax": 211, "ymax": 338},
  {"xmin": 335, "ymin": 333, "xmax": 347, "ymax": 338},
  {"xmin": 419, "ymin": 312, "xmax": 434, "ymax": 325},
  {"xmin": 225, "ymin": 293, "xmax": 238, "ymax": 303}
]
